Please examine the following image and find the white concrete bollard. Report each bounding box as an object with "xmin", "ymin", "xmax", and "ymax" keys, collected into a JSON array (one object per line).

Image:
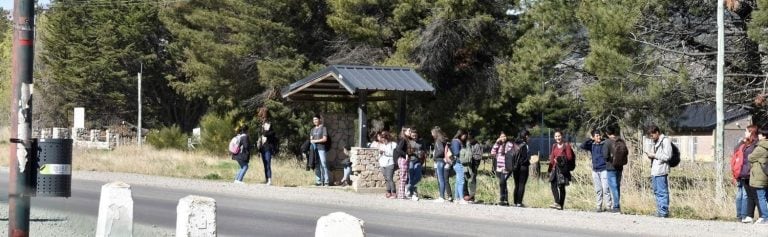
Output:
[
  {"xmin": 96, "ymin": 181, "xmax": 133, "ymax": 237},
  {"xmin": 315, "ymin": 212, "xmax": 365, "ymax": 237},
  {"xmin": 176, "ymin": 195, "xmax": 217, "ymax": 237}
]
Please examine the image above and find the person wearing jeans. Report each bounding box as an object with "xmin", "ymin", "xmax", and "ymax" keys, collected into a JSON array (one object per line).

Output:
[
  {"xmin": 232, "ymin": 125, "xmax": 251, "ymax": 183},
  {"xmin": 450, "ymin": 131, "xmax": 468, "ymax": 204},
  {"xmin": 731, "ymin": 125, "xmax": 759, "ymax": 222},
  {"xmin": 580, "ymin": 130, "xmax": 611, "ymax": 212},
  {"xmin": 603, "ymin": 127, "xmax": 627, "ymax": 213},
  {"xmin": 259, "ymin": 121, "xmax": 277, "ymax": 185},
  {"xmin": 646, "ymin": 125, "xmax": 671, "ymax": 218},
  {"xmin": 747, "ymin": 125, "xmax": 768, "ymax": 224},
  {"xmin": 406, "ymin": 129, "xmax": 425, "ymax": 200},
  {"xmin": 431, "ymin": 127, "xmax": 449, "ymax": 203},
  {"xmin": 310, "ymin": 115, "xmax": 330, "ymax": 186},
  {"xmin": 491, "ymin": 131, "xmax": 514, "ymax": 206}
]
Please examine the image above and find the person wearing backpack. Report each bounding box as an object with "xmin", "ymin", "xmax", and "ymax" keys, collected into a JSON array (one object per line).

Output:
[
  {"xmin": 548, "ymin": 129, "xmax": 574, "ymax": 210},
  {"xmin": 646, "ymin": 125, "xmax": 672, "ymax": 218},
  {"xmin": 406, "ymin": 128, "xmax": 426, "ymax": 201},
  {"xmin": 510, "ymin": 130, "xmax": 531, "ymax": 207},
  {"xmin": 603, "ymin": 126, "xmax": 628, "ymax": 213},
  {"xmin": 580, "ymin": 129, "xmax": 611, "ymax": 212},
  {"xmin": 310, "ymin": 115, "xmax": 330, "ymax": 186},
  {"xmin": 232, "ymin": 125, "xmax": 251, "ymax": 184},
  {"xmin": 731, "ymin": 125, "xmax": 761, "ymax": 223},
  {"xmin": 462, "ymin": 132, "xmax": 483, "ymax": 203},
  {"xmin": 747, "ymin": 125, "xmax": 768, "ymax": 224},
  {"xmin": 449, "ymin": 129, "xmax": 469, "ymax": 204},
  {"xmin": 431, "ymin": 126, "xmax": 450, "ymax": 203},
  {"xmin": 258, "ymin": 121, "xmax": 277, "ymax": 185},
  {"xmin": 491, "ymin": 131, "xmax": 514, "ymax": 206}
]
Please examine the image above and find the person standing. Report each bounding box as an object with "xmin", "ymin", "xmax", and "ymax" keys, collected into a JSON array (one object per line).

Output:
[
  {"xmin": 450, "ymin": 129, "xmax": 468, "ymax": 204},
  {"xmin": 406, "ymin": 129, "xmax": 426, "ymax": 201},
  {"xmin": 646, "ymin": 125, "xmax": 671, "ymax": 218},
  {"xmin": 394, "ymin": 128, "xmax": 411, "ymax": 199},
  {"xmin": 548, "ymin": 129, "xmax": 574, "ymax": 210},
  {"xmin": 259, "ymin": 121, "xmax": 277, "ymax": 185},
  {"xmin": 311, "ymin": 115, "xmax": 330, "ymax": 186},
  {"xmin": 748, "ymin": 125, "xmax": 768, "ymax": 224},
  {"xmin": 233, "ymin": 125, "xmax": 251, "ymax": 184},
  {"xmin": 580, "ymin": 129, "xmax": 611, "ymax": 212},
  {"xmin": 603, "ymin": 126, "xmax": 628, "ymax": 213},
  {"xmin": 463, "ymin": 133, "xmax": 483, "ymax": 203},
  {"xmin": 376, "ymin": 131, "xmax": 397, "ymax": 198},
  {"xmin": 491, "ymin": 131, "xmax": 514, "ymax": 206},
  {"xmin": 431, "ymin": 127, "xmax": 449, "ymax": 203},
  {"xmin": 511, "ymin": 130, "xmax": 531, "ymax": 207},
  {"xmin": 731, "ymin": 125, "xmax": 761, "ymax": 223}
]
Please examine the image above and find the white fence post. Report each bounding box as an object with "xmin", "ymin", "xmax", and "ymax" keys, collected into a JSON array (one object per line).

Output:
[
  {"xmin": 96, "ymin": 181, "xmax": 133, "ymax": 237},
  {"xmin": 315, "ymin": 212, "xmax": 365, "ymax": 237},
  {"xmin": 176, "ymin": 195, "xmax": 217, "ymax": 237}
]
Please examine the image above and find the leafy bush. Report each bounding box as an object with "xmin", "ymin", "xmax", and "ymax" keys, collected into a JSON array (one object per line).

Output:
[
  {"xmin": 199, "ymin": 112, "xmax": 237, "ymax": 155},
  {"xmin": 146, "ymin": 125, "xmax": 187, "ymax": 150}
]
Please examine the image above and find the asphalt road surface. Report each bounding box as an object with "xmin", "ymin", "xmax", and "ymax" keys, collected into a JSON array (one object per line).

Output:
[{"xmin": 0, "ymin": 171, "xmax": 634, "ymax": 237}]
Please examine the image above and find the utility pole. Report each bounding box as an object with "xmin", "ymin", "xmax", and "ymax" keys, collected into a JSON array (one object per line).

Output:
[
  {"xmin": 715, "ymin": 0, "xmax": 725, "ymax": 201},
  {"xmin": 9, "ymin": 0, "xmax": 35, "ymax": 236},
  {"xmin": 137, "ymin": 63, "xmax": 142, "ymax": 148}
]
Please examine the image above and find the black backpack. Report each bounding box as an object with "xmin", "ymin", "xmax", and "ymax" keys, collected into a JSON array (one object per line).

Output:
[
  {"xmin": 611, "ymin": 138, "xmax": 629, "ymax": 167},
  {"xmin": 669, "ymin": 142, "xmax": 680, "ymax": 167},
  {"xmin": 504, "ymin": 143, "xmax": 527, "ymax": 172}
]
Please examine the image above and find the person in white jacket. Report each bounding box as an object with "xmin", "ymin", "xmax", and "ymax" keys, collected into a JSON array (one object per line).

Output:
[{"xmin": 646, "ymin": 125, "xmax": 671, "ymax": 218}]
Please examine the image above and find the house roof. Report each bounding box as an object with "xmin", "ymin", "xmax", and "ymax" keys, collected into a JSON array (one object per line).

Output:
[
  {"xmin": 281, "ymin": 65, "xmax": 435, "ymax": 100},
  {"xmin": 672, "ymin": 103, "xmax": 751, "ymax": 131}
]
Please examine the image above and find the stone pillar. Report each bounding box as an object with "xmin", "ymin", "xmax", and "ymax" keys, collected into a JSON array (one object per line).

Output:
[
  {"xmin": 176, "ymin": 195, "xmax": 217, "ymax": 237},
  {"xmin": 351, "ymin": 147, "xmax": 386, "ymax": 191},
  {"xmin": 315, "ymin": 212, "xmax": 365, "ymax": 237},
  {"xmin": 96, "ymin": 181, "xmax": 133, "ymax": 237}
]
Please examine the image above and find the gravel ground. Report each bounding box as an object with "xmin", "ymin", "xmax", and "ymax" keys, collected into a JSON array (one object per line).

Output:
[{"xmin": 4, "ymin": 170, "xmax": 768, "ymax": 236}]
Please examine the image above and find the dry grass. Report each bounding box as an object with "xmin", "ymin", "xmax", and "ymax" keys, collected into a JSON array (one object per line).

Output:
[{"xmin": 0, "ymin": 139, "xmax": 738, "ymax": 220}]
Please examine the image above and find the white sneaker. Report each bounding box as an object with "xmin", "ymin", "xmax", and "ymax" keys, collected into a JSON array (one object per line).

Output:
[
  {"xmin": 742, "ymin": 216, "xmax": 754, "ymax": 223},
  {"xmin": 411, "ymin": 195, "xmax": 419, "ymax": 201},
  {"xmin": 234, "ymin": 180, "xmax": 244, "ymax": 184},
  {"xmin": 754, "ymin": 218, "xmax": 764, "ymax": 224},
  {"xmin": 433, "ymin": 198, "xmax": 445, "ymax": 203},
  {"xmin": 266, "ymin": 178, "xmax": 272, "ymax": 186}
]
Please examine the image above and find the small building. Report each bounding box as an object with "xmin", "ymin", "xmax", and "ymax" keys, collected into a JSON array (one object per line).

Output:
[{"xmin": 644, "ymin": 103, "xmax": 751, "ymax": 162}]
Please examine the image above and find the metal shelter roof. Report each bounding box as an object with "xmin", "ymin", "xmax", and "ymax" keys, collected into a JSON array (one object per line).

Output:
[
  {"xmin": 281, "ymin": 65, "xmax": 434, "ymax": 100},
  {"xmin": 672, "ymin": 103, "xmax": 750, "ymax": 131}
]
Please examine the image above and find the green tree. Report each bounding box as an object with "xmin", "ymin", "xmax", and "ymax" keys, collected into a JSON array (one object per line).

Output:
[{"xmin": 40, "ymin": 1, "xmax": 202, "ymax": 129}]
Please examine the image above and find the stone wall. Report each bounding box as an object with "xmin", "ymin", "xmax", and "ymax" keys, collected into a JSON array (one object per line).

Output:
[{"xmin": 322, "ymin": 113, "xmax": 356, "ymax": 182}]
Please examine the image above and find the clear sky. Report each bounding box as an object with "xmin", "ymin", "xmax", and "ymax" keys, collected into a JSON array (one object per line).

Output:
[{"xmin": 1, "ymin": 0, "xmax": 51, "ymax": 12}]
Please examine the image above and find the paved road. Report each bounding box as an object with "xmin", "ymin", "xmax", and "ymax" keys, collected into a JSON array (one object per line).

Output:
[{"xmin": 0, "ymin": 173, "xmax": 630, "ymax": 237}]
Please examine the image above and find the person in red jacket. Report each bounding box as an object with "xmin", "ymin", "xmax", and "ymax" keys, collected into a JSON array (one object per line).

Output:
[
  {"xmin": 731, "ymin": 124, "xmax": 761, "ymax": 223},
  {"xmin": 548, "ymin": 129, "xmax": 574, "ymax": 210}
]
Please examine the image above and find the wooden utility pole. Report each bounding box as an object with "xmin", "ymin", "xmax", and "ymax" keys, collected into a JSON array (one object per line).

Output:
[{"xmin": 715, "ymin": 0, "xmax": 725, "ymax": 201}]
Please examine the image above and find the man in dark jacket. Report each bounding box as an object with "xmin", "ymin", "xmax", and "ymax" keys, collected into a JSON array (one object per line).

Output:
[
  {"xmin": 603, "ymin": 127, "xmax": 626, "ymax": 213},
  {"xmin": 580, "ymin": 129, "xmax": 611, "ymax": 212}
]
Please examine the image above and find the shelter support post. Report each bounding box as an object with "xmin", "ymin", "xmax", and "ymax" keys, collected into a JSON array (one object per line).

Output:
[{"xmin": 358, "ymin": 91, "xmax": 368, "ymax": 147}]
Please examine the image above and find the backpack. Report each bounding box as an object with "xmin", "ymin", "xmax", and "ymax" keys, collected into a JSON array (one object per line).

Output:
[
  {"xmin": 552, "ymin": 143, "xmax": 576, "ymax": 171},
  {"xmin": 229, "ymin": 134, "xmax": 243, "ymax": 155},
  {"xmin": 459, "ymin": 145, "xmax": 472, "ymax": 165},
  {"xmin": 669, "ymin": 142, "xmax": 681, "ymax": 168},
  {"xmin": 504, "ymin": 143, "xmax": 525, "ymax": 172},
  {"xmin": 611, "ymin": 138, "xmax": 629, "ymax": 167}
]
